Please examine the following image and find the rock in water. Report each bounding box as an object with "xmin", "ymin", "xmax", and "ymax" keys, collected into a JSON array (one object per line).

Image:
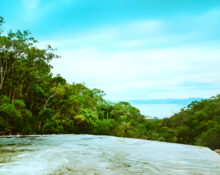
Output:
[{"xmin": 215, "ymin": 149, "xmax": 220, "ymax": 155}]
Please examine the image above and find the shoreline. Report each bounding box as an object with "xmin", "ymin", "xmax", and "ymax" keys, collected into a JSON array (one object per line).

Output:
[
  {"xmin": 1, "ymin": 134, "xmax": 219, "ymax": 153},
  {"xmin": 215, "ymin": 149, "xmax": 220, "ymax": 155}
]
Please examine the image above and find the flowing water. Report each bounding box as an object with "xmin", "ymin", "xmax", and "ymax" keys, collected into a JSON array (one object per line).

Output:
[{"xmin": 0, "ymin": 135, "xmax": 220, "ymax": 175}]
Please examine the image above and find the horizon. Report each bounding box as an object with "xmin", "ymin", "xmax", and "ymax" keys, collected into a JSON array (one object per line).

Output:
[
  {"xmin": 1, "ymin": 2, "xmax": 220, "ymax": 172},
  {"xmin": 114, "ymin": 97, "xmax": 206, "ymax": 103},
  {"xmin": 1, "ymin": 0, "xmax": 220, "ymax": 101}
]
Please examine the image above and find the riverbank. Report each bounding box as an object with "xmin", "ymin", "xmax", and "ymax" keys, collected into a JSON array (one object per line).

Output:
[
  {"xmin": 0, "ymin": 134, "xmax": 219, "ymax": 152},
  {"xmin": 215, "ymin": 149, "xmax": 220, "ymax": 155}
]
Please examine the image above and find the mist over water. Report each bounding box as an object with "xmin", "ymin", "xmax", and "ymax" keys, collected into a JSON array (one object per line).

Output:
[
  {"xmin": 0, "ymin": 135, "xmax": 220, "ymax": 175},
  {"xmin": 128, "ymin": 98, "xmax": 204, "ymax": 118},
  {"xmin": 131, "ymin": 104, "xmax": 186, "ymax": 118}
]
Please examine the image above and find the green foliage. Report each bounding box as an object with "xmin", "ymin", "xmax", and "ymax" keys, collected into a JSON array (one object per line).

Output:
[
  {"xmin": 74, "ymin": 115, "xmax": 86, "ymax": 124},
  {"xmin": 93, "ymin": 119, "xmax": 116, "ymax": 135},
  {"xmin": 43, "ymin": 117, "xmax": 59, "ymax": 134},
  {"xmin": 0, "ymin": 17, "xmax": 220, "ymax": 150},
  {"xmin": 159, "ymin": 97, "xmax": 220, "ymax": 149},
  {"xmin": 195, "ymin": 125, "xmax": 220, "ymax": 149}
]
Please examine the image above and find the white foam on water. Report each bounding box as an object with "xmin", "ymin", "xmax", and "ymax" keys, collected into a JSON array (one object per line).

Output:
[{"xmin": 0, "ymin": 135, "xmax": 220, "ymax": 175}]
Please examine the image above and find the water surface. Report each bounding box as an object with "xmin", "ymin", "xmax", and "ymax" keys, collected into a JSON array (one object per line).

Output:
[
  {"xmin": 0, "ymin": 135, "xmax": 220, "ymax": 175},
  {"xmin": 131, "ymin": 103, "xmax": 185, "ymax": 118}
]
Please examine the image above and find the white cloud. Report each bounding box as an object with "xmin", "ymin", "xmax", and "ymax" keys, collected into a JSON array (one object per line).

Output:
[
  {"xmin": 39, "ymin": 9, "xmax": 220, "ymax": 101},
  {"xmin": 41, "ymin": 19, "xmax": 164, "ymax": 51},
  {"xmin": 22, "ymin": 0, "xmax": 40, "ymax": 10},
  {"xmin": 49, "ymin": 46, "xmax": 220, "ymax": 100}
]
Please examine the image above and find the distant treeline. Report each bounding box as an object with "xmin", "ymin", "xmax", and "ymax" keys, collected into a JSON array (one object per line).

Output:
[{"xmin": 0, "ymin": 17, "xmax": 219, "ymax": 150}]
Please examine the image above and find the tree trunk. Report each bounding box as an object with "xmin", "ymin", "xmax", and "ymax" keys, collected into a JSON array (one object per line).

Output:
[
  {"xmin": 42, "ymin": 94, "xmax": 54, "ymax": 110},
  {"xmin": 0, "ymin": 129, "xmax": 11, "ymax": 135}
]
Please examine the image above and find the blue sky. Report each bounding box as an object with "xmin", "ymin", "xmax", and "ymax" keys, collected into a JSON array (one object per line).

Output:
[{"xmin": 1, "ymin": 0, "xmax": 220, "ymax": 101}]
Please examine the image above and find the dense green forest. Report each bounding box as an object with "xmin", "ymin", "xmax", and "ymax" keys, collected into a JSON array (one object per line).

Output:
[{"xmin": 0, "ymin": 17, "xmax": 219, "ymax": 150}]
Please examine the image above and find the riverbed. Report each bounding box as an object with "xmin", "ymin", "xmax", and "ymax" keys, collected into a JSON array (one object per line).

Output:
[{"xmin": 0, "ymin": 135, "xmax": 220, "ymax": 175}]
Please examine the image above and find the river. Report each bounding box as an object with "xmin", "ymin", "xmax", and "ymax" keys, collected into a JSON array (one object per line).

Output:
[{"xmin": 0, "ymin": 135, "xmax": 220, "ymax": 175}]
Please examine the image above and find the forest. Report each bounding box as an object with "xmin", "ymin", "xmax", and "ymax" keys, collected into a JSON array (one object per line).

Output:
[{"xmin": 0, "ymin": 17, "xmax": 220, "ymax": 150}]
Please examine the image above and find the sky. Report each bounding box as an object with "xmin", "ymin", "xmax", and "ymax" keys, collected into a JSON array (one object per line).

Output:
[{"xmin": 1, "ymin": 0, "xmax": 220, "ymax": 101}]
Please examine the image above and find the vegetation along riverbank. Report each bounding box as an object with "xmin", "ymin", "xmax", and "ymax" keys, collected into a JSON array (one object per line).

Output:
[{"xmin": 0, "ymin": 17, "xmax": 220, "ymax": 150}]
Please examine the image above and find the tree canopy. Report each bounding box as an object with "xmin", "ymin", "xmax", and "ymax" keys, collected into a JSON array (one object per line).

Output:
[{"xmin": 0, "ymin": 17, "xmax": 219, "ymax": 150}]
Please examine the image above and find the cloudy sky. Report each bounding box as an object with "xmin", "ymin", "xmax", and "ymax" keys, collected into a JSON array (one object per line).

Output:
[{"xmin": 1, "ymin": 0, "xmax": 220, "ymax": 101}]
